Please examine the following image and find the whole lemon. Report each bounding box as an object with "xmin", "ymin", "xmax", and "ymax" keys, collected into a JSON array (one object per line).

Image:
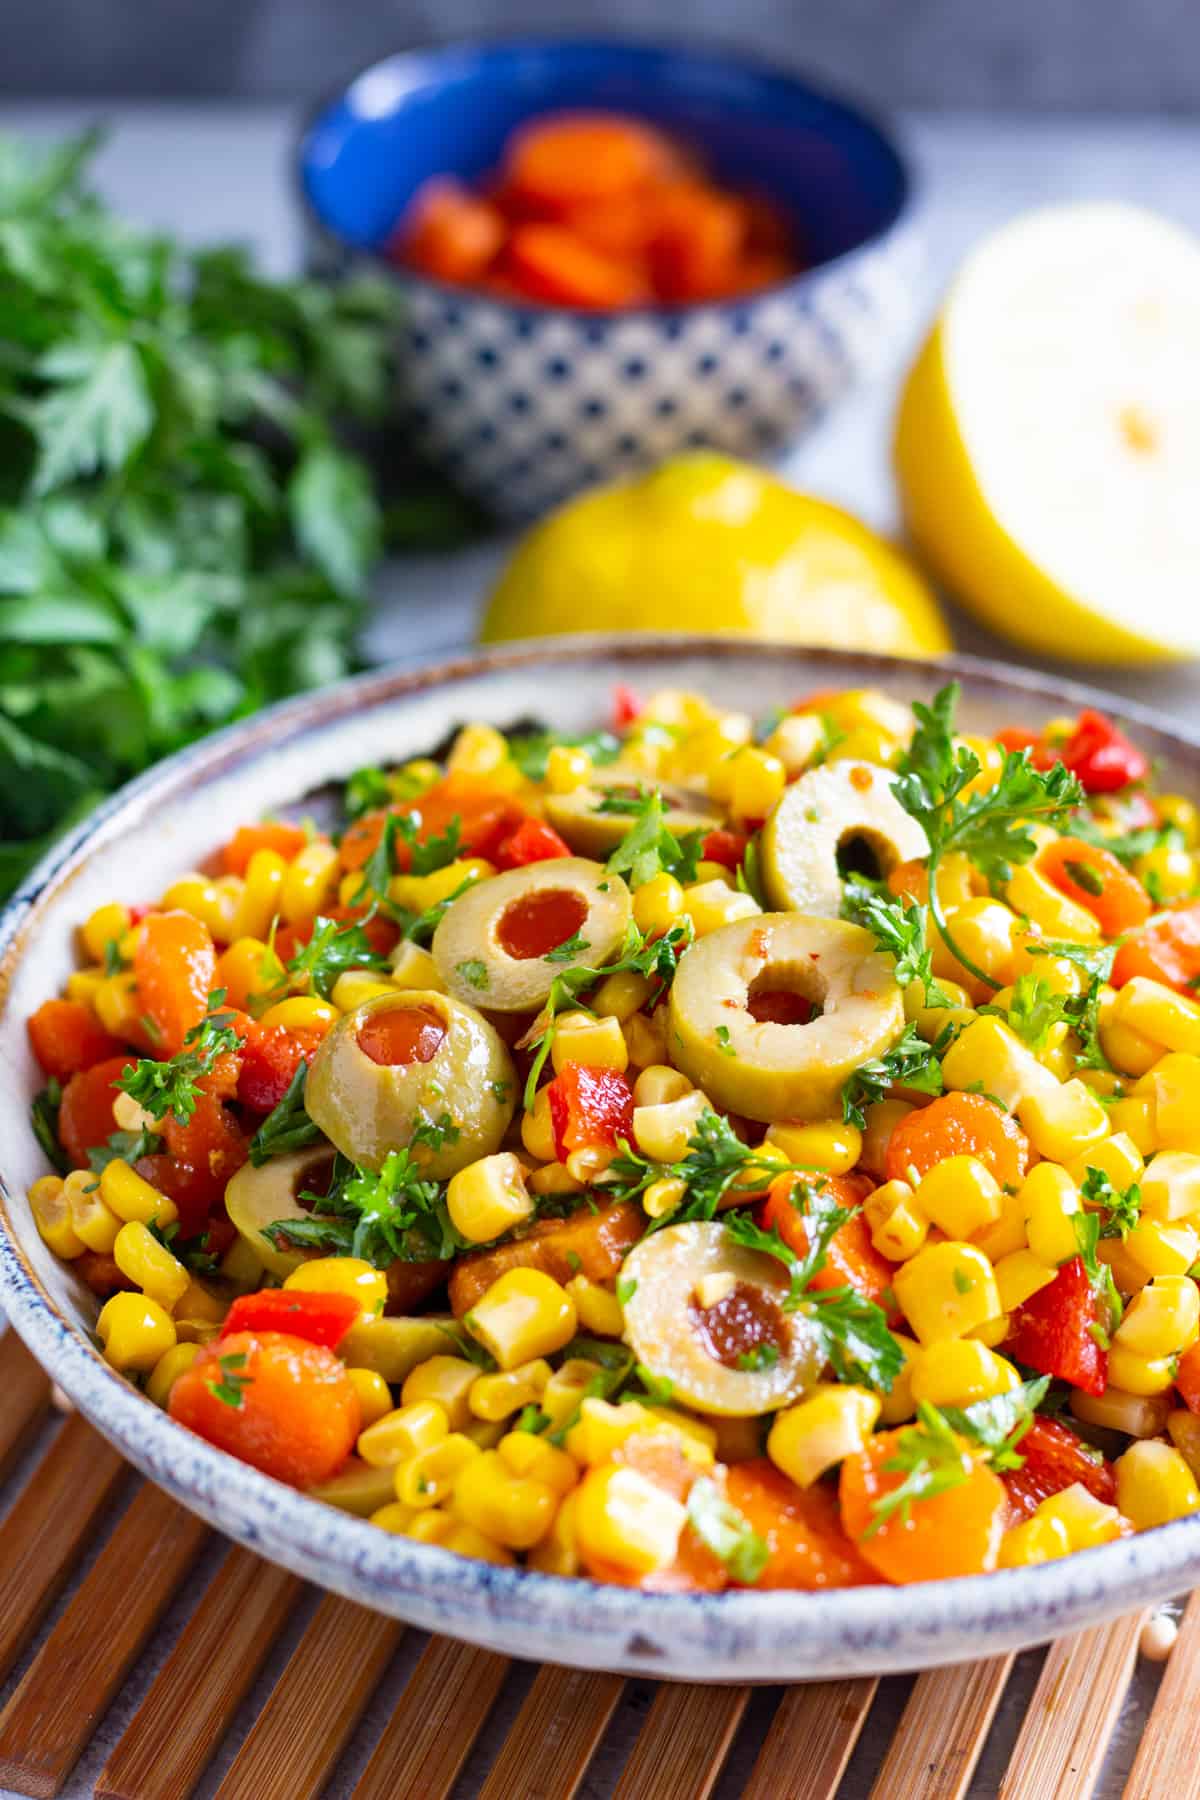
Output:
[{"xmin": 480, "ymin": 452, "xmax": 949, "ymax": 657}]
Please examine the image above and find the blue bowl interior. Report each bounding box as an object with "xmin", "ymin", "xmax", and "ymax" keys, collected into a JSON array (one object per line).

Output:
[{"xmin": 301, "ymin": 39, "xmax": 908, "ymax": 272}]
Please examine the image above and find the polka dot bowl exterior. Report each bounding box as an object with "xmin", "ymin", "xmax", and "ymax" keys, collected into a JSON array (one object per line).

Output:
[
  {"xmin": 298, "ymin": 40, "xmax": 917, "ymax": 520},
  {"xmin": 5, "ymin": 638, "xmax": 1200, "ymax": 1682}
]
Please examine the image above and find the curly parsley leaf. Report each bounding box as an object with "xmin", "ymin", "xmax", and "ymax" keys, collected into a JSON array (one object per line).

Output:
[
  {"xmin": 605, "ymin": 791, "xmax": 703, "ymax": 889},
  {"xmin": 940, "ymin": 1376, "xmax": 1050, "ymax": 1470},
  {"xmin": 842, "ymin": 879, "xmax": 953, "ymax": 1005},
  {"xmin": 266, "ymin": 1147, "xmax": 467, "ymax": 1268},
  {"xmin": 286, "ymin": 914, "xmax": 390, "ymax": 1000},
  {"xmin": 606, "ymin": 1110, "xmax": 785, "ymax": 1226},
  {"xmin": 840, "ymin": 1023, "xmax": 950, "ymax": 1131},
  {"xmin": 1080, "ymin": 1166, "xmax": 1142, "ymax": 1239},
  {"xmin": 115, "ymin": 998, "xmax": 241, "ymax": 1127}
]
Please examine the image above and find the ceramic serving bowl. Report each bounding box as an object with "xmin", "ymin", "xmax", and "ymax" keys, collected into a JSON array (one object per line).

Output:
[
  {"xmin": 3, "ymin": 638, "xmax": 1197, "ymax": 1683},
  {"xmin": 297, "ymin": 40, "xmax": 916, "ymax": 520}
]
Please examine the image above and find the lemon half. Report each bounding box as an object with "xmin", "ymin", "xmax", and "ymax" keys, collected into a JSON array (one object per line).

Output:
[{"xmin": 895, "ymin": 203, "xmax": 1200, "ymax": 663}]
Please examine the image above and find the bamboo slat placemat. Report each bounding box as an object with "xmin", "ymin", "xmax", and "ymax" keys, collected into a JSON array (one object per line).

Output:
[{"xmin": 0, "ymin": 1333, "xmax": 1184, "ymax": 1800}]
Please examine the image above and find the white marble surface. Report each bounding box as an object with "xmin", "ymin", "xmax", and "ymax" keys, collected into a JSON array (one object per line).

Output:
[{"xmin": 1, "ymin": 102, "xmax": 1198, "ymax": 1799}]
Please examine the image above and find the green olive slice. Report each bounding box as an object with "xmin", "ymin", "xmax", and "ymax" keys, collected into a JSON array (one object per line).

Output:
[
  {"xmin": 760, "ymin": 760, "xmax": 929, "ymax": 916},
  {"xmin": 305, "ymin": 989, "xmax": 516, "ymax": 1173},
  {"xmin": 544, "ymin": 774, "xmax": 722, "ymax": 857},
  {"xmin": 225, "ymin": 1144, "xmax": 337, "ymax": 1280},
  {"xmin": 432, "ymin": 858, "xmax": 631, "ymax": 1012},
  {"xmin": 667, "ymin": 914, "xmax": 905, "ymax": 1122},
  {"xmin": 620, "ymin": 1221, "xmax": 822, "ymax": 1415}
]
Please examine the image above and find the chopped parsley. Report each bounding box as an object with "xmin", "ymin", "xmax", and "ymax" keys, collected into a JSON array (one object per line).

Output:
[
  {"xmin": 116, "ymin": 996, "xmax": 241, "ymax": 1127},
  {"xmin": 604, "ymin": 791, "xmax": 703, "ymax": 889},
  {"xmin": 616, "ymin": 1274, "xmax": 638, "ymax": 1306},
  {"xmin": 840, "ymin": 1023, "xmax": 951, "ymax": 1130},
  {"xmin": 686, "ymin": 1478, "xmax": 768, "ymax": 1583},
  {"xmin": 715, "ymin": 1024, "xmax": 736, "ymax": 1058},
  {"xmin": 265, "ymin": 1147, "xmax": 468, "ymax": 1268},
  {"xmin": 866, "ymin": 1381, "xmax": 1048, "ymax": 1535},
  {"xmin": 1080, "ymin": 1165, "xmax": 1142, "ymax": 1239},
  {"xmin": 842, "ymin": 879, "xmax": 953, "ymax": 1005},
  {"xmin": 737, "ymin": 1343, "xmax": 780, "ymax": 1371},
  {"xmin": 606, "ymin": 1111, "xmax": 785, "ymax": 1226},
  {"xmin": 207, "ymin": 1351, "xmax": 251, "ymax": 1409},
  {"xmin": 248, "ymin": 1062, "xmax": 322, "ymax": 1166},
  {"xmin": 544, "ymin": 931, "xmax": 591, "ymax": 965},
  {"xmin": 31, "ymin": 1078, "xmax": 69, "ymax": 1173},
  {"xmin": 286, "ymin": 914, "xmax": 390, "ymax": 1000}
]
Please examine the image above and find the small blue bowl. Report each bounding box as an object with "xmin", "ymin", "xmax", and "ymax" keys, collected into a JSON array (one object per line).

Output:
[{"xmin": 298, "ymin": 39, "xmax": 916, "ymax": 520}]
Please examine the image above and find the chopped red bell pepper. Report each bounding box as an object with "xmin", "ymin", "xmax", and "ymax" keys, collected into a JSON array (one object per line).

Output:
[
  {"xmin": 1004, "ymin": 1255, "xmax": 1108, "ymax": 1397},
  {"xmin": 700, "ymin": 829, "xmax": 749, "ymax": 871},
  {"xmin": 220, "ymin": 1289, "xmax": 361, "ymax": 1349},
  {"xmin": 237, "ymin": 1021, "xmax": 326, "ymax": 1113},
  {"xmin": 1001, "ymin": 1415, "xmax": 1116, "ymax": 1522},
  {"xmin": 546, "ymin": 1062, "xmax": 634, "ymax": 1158},
  {"xmin": 995, "ymin": 727, "xmax": 1057, "ymax": 771},
  {"xmin": 611, "ymin": 684, "xmax": 642, "ymax": 729},
  {"xmin": 1060, "ymin": 709, "xmax": 1149, "ymax": 795},
  {"xmin": 495, "ymin": 816, "xmax": 573, "ymax": 868}
]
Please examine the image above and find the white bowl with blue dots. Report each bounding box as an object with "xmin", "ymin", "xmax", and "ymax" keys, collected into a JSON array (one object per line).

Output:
[{"xmin": 299, "ymin": 39, "xmax": 918, "ymax": 520}]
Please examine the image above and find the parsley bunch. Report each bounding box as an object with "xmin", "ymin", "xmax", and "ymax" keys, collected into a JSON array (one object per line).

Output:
[
  {"xmin": 891, "ymin": 684, "xmax": 1085, "ymax": 990},
  {"xmin": 116, "ymin": 995, "xmax": 240, "ymax": 1127},
  {"xmin": 0, "ymin": 131, "xmax": 432, "ymax": 899}
]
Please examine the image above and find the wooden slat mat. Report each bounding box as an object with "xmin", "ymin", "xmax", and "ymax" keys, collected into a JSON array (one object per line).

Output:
[{"xmin": 0, "ymin": 1334, "xmax": 1180, "ymax": 1800}]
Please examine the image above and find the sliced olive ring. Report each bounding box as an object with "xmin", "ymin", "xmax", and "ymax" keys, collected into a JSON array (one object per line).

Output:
[
  {"xmin": 667, "ymin": 913, "xmax": 905, "ymax": 1122},
  {"xmin": 432, "ymin": 857, "xmax": 631, "ymax": 1012},
  {"xmin": 620, "ymin": 1221, "xmax": 822, "ymax": 1416},
  {"xmin": 544, "ymin": 773, "xmax": 722, "ymax": 857},
  {"xmin": 760, "ymin": 760, "xmax": 928, "ymax": 916},
  {"xmin": 225, "ymin": 1144, "xmax": 338, "ymax": 1280},
  {"xmin": 304, "ymin": 989, "xmax": 516, "ymax": 1174}
]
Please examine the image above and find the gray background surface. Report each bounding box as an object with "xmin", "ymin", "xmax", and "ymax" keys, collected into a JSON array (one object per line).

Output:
[{"xmin": 4, "ymin": 0, "xmax": 1200, "ymax": 111}]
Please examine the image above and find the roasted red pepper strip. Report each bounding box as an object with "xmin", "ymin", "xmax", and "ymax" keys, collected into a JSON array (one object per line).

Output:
[
  {"xmin": 221, "ymin": 1289, "xmax": 361, "ymax": 1349},
  {"xmin": 546, "ymin": 1062, "xmax": 634, "ymax": 1157},
  {"xmin": 1060, "ymin": 708, "xmax": 1149, "ymax": 794},
  {"xmin": 495, "ymin": 816, "xmax": 572, "ymax": 868},
  {"xmin": 1001, "ymin": 1416, "xmax": 1116, "ymax": 1522},
  {"xmin": 700, "ymin": 829, "xmax": 749, "ymax": 871},
  {"xmin": 1004, "ymin": 1255, "xmax": 1108, "ymax": 1397}
]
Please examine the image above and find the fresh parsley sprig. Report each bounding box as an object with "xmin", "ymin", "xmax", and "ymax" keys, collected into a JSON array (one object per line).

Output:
[
  {"xmin": 1024, "ymin": 940, "xmax": 1117, "ymax": 1072},
  {"xmin": 866, "ymin": 1379, "xmax": 1049, "ymax": 1534},
  {"xmin": 116, "ymin": 995, "xmax": 241, "ymax": 1127},
  {"xmin": 605, "ymin": 1110, "xmax": 788, "ymax": 1226},
  {"xmin": 840, "ymin": 1023, "xmax": 951, "ymax": 1131},
  {"xmin": 286, "ymin": 914, "xmax": 390, "ymax": 1000},
  {"xmin": 842, "ymin": 879, "xmax": 954, "ymax": 1005},
  {"xmin": 265, "ymin": 1147, "xmax": 468, "ymax": 1268},
  {"xmin": 605, "ymin": 791, "xmax": 704, "ymax": 889},
  {"xmin": 1080, "ymin": 1166, "xmax": 1142, "ymax": 1239}
]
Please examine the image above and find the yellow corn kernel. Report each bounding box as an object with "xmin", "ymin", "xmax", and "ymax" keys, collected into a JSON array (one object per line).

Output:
[
  {"xmin": 633, "ymin": 1091, "xmax": 710, "ymax": 1163},
  {"xmin": 98, "ymin": 1158, "xmax": 177, "ymax": 1227},
  {"xmin": 643, "ymin": 1408, "xmax": 717, "ymax": 1466},
  {"xmin": 1067, "ymin": 1132, "xmax": 1144, "ymax": 1193},
  {"xmin": 528, "ymin": 1489, "xmax": 580, "ymax": 1575},
  {"xmin": 172, "ymin": 1319, "xmax": 220, "ymax": 1345},
  {"xmin": 1017, "ymin": 1078, "xmax": 1110, "ymax": 1164},
  {"xmin": 358, "ymin": 1400, "xmax": 449, "ymax": 1467},
  {"xmin": 592, "ymin": 969, "xmax": 654, "ymax": 1023},
  {"xmin": 388, "ymin": 941, "xmax": 444, "ymax": 995},
  {"xmin": 767, "ymin": 1384, "xmax": 880, "ymax": 1488},
  {"xmin": 574, "ymin": 1463, "xmax": 686, "ymax": 1576},
  {"xmin": 893, "ymin": 1242, "xmax": 1001, "ymax": 1344},
  {"xmin": 875, "ymin": 1333, "xmax": 919, "ymax": 1425},
  {"xmin": 402, "ymin": 1507, "xmax": 458, "ymax": 1544},
  {"xmin": 175, "ymin": 1278, "xmax": 225, "ymax": 1328},
  {"xmin": 909, "ymin": 1338, "xmax": 1019, "ymax": 1409},
  {"xmin": 934, "ymin": 897, "xmax": 1020, "ymax": 989},
  {"xmin": 1156, "ymin": 794, "xmax": 1200, "ymax": 845},
  {"xmin": 446, "ymin": 1152, "xmax": 534, "ymax": 1246},
  {"xmin": 974, "ymin": 1185, "xmax": 1029, "ymax": 1263},
  {"xmin": 681, "ymin": 880, "xmax": 759, "ymax": 938},
  {"xmin": 80, "ymin": 901, "xmax": 132, "ymax": 963},
  {"xmin": 914, "ymin": 1155, "xmax": 1003, "ymax": 1239},
  {"xmin": 1123, "ymin": 1217, "xmax": 1199, "ymax": 1280},
  {"xmin": 258, "ymin": 996, "xmax": 338, "ymax": 1032},
  {"xmin": 1077, "ymin": 1068, "xmax": 1124, "ymax": 1099},
  {"xmin": 329, "ymin": 971, "xmax": 395, "ymax": 1011},
  {"xmin": 276, "ymin": 839, "xmax": 338, "ymax": 927},
  {"xmin": 550, "ymin": 1010, "xmax": 629, "ymax": 1075},
  {"xmin": 914, "ymin": 999, "xmax": 978, "ymax": 1044},
  {"xmin": 633, "ymin": 1065, "xmax": 693, "ymax": 1109},
  {"xmin": 394, "ymin": 1433, "xmax": 481, "ymax": 1508},
  {"xmin": 1072, "ymin": 1385, "xmax": 1172, "ymax": 1438},
  {"xmin": 92, "ymin": 971, "xmax": 141, "ymax": 1040},
  {"xmin": 970, "ymin": 1313, "xmax": 1011, "ymax": 1348},
  {"xmin": 1106, "ymin": 1345, "xmax": 1178, "ymax": 1396},
  {"xmin": 544, "ymin": 743, "xmax": 593, "ymax": 792},
  {"xmin": 62, "ymin": 1169, "xmax": 121, "ymax": 1254},
  {"xmin": 450, "ymin": 1449, "xmax": 559, "ymax": 1549},
  {"xmin": 527, "ymin": 1162, "xmax": 582, "ymax": 1199},
  {"xmin": 112, "ymin": 1220, "xmax": 190, "ymax": 1312},
  {"xmin": 1099, "ymin": 1005, "xmax": 1162, "ymax": 1080},
  {"xmin": 642, "ymin": 1175, "xmax": 689, "ymax": 1221},
  {"xmin": 388, "ymin": 858, "xmax": 492, "ymax": 916},
  {"xmin": 340, "ymin": 1366, "xmax": 391, "ymax": 1430},
  {"xmin": 863, "ymin": 1179, "xmax": 929, "ymax": 1262},
  {"xmin": 994, "ymin": 1249, "xmax": 1057, "ymax": 1313},
  {"xmin": 442, "ymin": 1522, "xmax": 516, "ymax": 1564},
  {"xmin": 369, "ymin": 1501, "xmax": 423, "ymax": 1536},
  {"xmin": 1019, "ymin": 1163, "xmax": 1082, "ymax": 1266},
  {"xmin": 520, "ymin": 1089, "xmax": 556, "ymax": 1169},
  {"xmin": 564, "ymin": 1275, "xmax": 625, "ymax": 1338},
  {"xmin": 231, "ymin": 848, "xmax": 287, "ymax": 942},
  {"xmin": 1136, "ymin": 842, "xmax": 1197, "ymax": 900},
  {"xmin": 566, "ymin": 1398, "xmax": 713, "ymax": 1470},
  {"xmin": 1006, "ymin": 864, "xmax": 1100, "ymax": 943},
  {"xmin": 859, "ymin": 1098, "xmax": 915, "ymax": 1179},
  {"xmin": 687, "ymin": 716, "xmax": 752, "ymax": 790},
  {"xmin": 463, "ymin": 1417, "xmax": 507, "ymax": 1450},
  {"xmin": 632, "ymin": 872, "xmax": 686, "ymax": 938},
  {"xmin": 728, "ymin": 746, "xmax": 786, "ymax": 821},
  {"xmin": 1117, "ymin": 981, "xmax": 1200, "ymax": 1058},
  {"xmin": 1140, "ymin": 1151, "xmax": 1200, "ymax": 1223},
  {"xmin": 468, "ymin": 1358, "xmax": 552, "ymax": 1423},
  {"xmin": 1116, "ymin": 1275, "xmax": 1200, "ymax": 1358},
  {"xmin": 29, "ymin": 1175, "xmax": 86, "ymax": 1259},
  {"xmin": 65, "ymin": 966, "xmax": 106, "ymax": 1006},
  {"xmin": 998, "ymin": 1512, "xmax": 1072, "ymax": 1568},
  {"xmin": 693, "ymin": 859, "xmax": 734, "ymax": 888},
  {"xmin": 401, "ymin": 1356, "xmax": 478, "ymax": 1430},
  {"xmin": 465, "ymin": 1269, "xmax": 577, "ymax": 1371},
  {"xmin": 540, "ymin": 1358, "xmax": 605, "ymax": 1431},
  {"xmin": 1168, "ymin": 1409, "xmax": 1200, "ymax": 1476},
  {"xmin": 160, "ymin": 873, "xmax": 239, "ymax": 942},
  {"xmin": 765, "ymin": 1119, "xmax": 863, "ymax": 1176},
  {"xmin": 1142, "ymin": 1053, "xmax": 1200, "ymax": 1150},
  {"xmin": 97, "ymin": 1291, "xmax": 176, "ymax": 1372},
  {"xmin": 447, "ymin": 721, "xmax": 508, "ymax": 777},
  {"xmin": 497, "ymin": 1431, "xmax": 578, "ymax": 1495},
  {"xmin": 1116, "ymin": 1439, "xmax": 1200, "ymax": 1531},
  {"xmin": 285, "ymin": 1254, "xmax": 389, "ymax": 1314},
  {"xmin": 1035, "ymin": 1483, "xmax": 1125, "ymax": 1551},
  {"xmin": 1107, "ymin": 1095, "xmax": 1158, "ymax": 1154},
  {"xmin": 941, "ymin": 1017, "xmax": 1058, "ymax": 1111},
  {"xmin": 622, "ymin": 1006, "xmax": 669, "ymax": 1068},
  {"xmin": 145, "ymin": 1341, "xmax": 201, "ymax": 1408},
  {"xmin": 214, "ymin": 937, "xmax": 279, "ymax": 1018}
]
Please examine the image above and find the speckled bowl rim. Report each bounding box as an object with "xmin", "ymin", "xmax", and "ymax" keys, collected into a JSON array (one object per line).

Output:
[{"xmin": 3, "ymin": 635, "xmax": 1200, "ymax": 1682}]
